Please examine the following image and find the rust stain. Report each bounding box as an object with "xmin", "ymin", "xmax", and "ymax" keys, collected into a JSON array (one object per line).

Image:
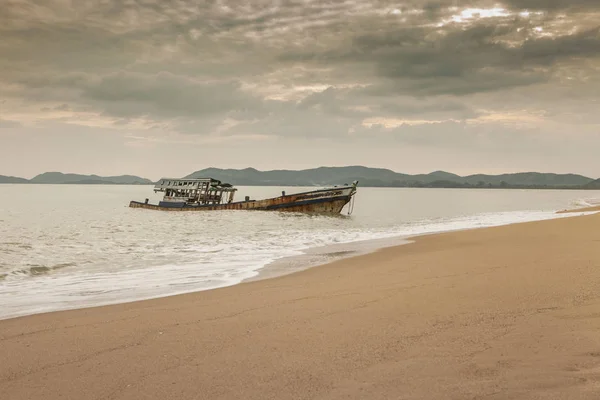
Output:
[
  {"xmin": 129, "ymin": 198, "xmax": 350, "ymax": 214},
  {"xmin": 130, "ymin": 183, "xmax": 357, "ymax": 214}
]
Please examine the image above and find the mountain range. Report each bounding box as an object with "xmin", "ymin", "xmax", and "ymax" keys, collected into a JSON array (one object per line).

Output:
[
  {"xmin": 0, "ymin": 172, "xmax": 152, "ymax": 185},
  {"xmin": 185, "ymin": 166, "xmax": 599, "ymax": 189},
  {"xmin": 1, "ymin": 167, "xmax": 599, "ymax": 189}
]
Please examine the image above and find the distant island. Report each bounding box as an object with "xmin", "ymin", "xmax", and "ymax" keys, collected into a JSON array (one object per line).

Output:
[
  {"xmin": 185, "ymin": 166, "xmax": 600, "ymax": 190},
  {"xmin": 0, "ymin": 172, "xmax": 153, "ymax": 185},
  {"xmin": 2, "ymin": 167, "xmax": 599, "ymax": 189}
]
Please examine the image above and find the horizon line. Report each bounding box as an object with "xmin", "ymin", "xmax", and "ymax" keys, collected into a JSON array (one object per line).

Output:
[{"xmin": 2, "ymin": 166, "xmax": 598, "ymax": 182}]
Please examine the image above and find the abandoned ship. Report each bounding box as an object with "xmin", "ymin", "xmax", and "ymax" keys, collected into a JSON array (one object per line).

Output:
[{"xmin": 129, "ymin": 178, "xmax": 358, "ymax": 214}]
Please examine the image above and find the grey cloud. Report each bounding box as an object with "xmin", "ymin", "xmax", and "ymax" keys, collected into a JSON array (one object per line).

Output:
[
  {"xmin": 300, "ymin": 86, "xmax": 480, "ymax": 119},
  {"xmin": 9, "ymin": 69, "xmax": 264, "ymax": 122},
  {"xmin": 1, "ymin": 0, "xmax": 600, "ymax": 143},
  {"xmin": 520, "ymin": 27, "xmax": 600, "ymax": 65},
  {"xmin": 220, "ymin": 91, "xmax": 479, "ymax": 142},
  {"xmin": 225, "ymin": 107, "xmax": 356, "ymax": 140},
  {"xmin": 41, "ymin": 103, "xmax": 71, "ymax": 112},
  {"xmin": 83, "ymin": 72, "xmax": 260, "ymax": 119},
  {"xmin": 2, "ymin": 0, "xmax": 600, "ymax": 179},
  {"xmin": 503, "ymin": 0, "xmax": 600, "ymax": 11},
  {"xmin": 0, "ymin": 119, "xmax": 22, "ymax": 129},
  {"xmin": 379, "ymin": 121, "xmax": 475, "ymax": 147},
  {"xmin": 374, "ymin": 120, "xmax": 556, "ymax": 156},
  {"xmin": 282, "ymin": 20, "xmax": 600, "ymax": 96},
  {"xmin": 364, "ymin": 70, "xmax": 548, "ymax": 97}
]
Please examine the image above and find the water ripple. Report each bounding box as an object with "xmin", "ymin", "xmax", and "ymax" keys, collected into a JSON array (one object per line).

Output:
[{"xmin": 0, "ymin": 184, "xmax": 594, "ymax": 320}]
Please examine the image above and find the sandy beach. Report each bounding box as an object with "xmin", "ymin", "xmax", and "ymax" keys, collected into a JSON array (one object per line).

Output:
[{"xmin": 2, "ymin": 211, "xmax": 600, "ymax": 399}]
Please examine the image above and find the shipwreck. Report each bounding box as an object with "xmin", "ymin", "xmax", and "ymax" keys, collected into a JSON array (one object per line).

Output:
[{"xmin": 129, "ymin": 178, "xmax": 358, "ymax": 214}]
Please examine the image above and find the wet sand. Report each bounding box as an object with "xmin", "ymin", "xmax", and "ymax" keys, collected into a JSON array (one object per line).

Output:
[
  {"xmin": 2, "ymin": 212, "xmax": 600, "ymax": 399},
  {"xmin": 558, "ymin": 205, "xmax": 600, "ymax": 213},
  {"xmin": 246, "ymin": 235, "xmax": 412, "ymax": 282}
]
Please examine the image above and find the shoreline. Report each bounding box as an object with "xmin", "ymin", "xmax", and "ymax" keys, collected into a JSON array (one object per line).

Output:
[
  {"xmin": 244, "ymin": 235, "xmax": 413, "ymax": 283},
  {"xmin": 558, "ymin": 204, "xmax": 600, "ymax": 213},
  {"xmin": 2, "ymin": 211, "xmax": 600, "ymax": 398},
  {"xmin": 247, "ymin": 206, "xmax": 600, "ymax": 284},
  {"xmin": 1, "ymin": 206, "xmax": 598, "ymax": 322}
]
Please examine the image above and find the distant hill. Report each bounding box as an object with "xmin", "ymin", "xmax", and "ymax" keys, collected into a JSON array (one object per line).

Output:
[
  {"xmin": 0, "ymin": 175, "xmax": 29, "ymax": 183},
  {"xmin": 585, "ymin": 179, "xmax": 600, "ymax": 189},
  {"xmin": 29, "ymin": 172, "xmax": 153, "ymax": 185},
  {"xmin": 461, "ymin": 172, "xmax": 593, "ymax": 187},
  {"xmin": 185, "ymin": 166, "xmax": 597, "ymax": 189},
  {"xmin": 185, "ymin": 166, "xmax": 412, "ymax": 186},
  {"xmin": 2, "ymin": 167, "xmax": 598, "ymax": 188}
]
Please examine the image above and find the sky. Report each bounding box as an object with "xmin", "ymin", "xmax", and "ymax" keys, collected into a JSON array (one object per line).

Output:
[{"xmin": 1, "ymin": 0, "xmax": 600, "ymax": 180}]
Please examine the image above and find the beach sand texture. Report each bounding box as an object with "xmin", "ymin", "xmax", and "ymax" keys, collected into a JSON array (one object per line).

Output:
[{"xmin": 2, "ymin": 212, "xmax": 600, "ymax": 399}]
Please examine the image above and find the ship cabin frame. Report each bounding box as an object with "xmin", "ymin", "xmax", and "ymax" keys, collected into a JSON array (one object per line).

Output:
[{"xmin": 154, "ymin": 178, "xmax": 237, "ymax": 205}]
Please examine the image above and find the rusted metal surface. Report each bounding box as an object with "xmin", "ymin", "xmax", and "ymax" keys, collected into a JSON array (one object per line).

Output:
[
  {"xmin": 130, "ymin": 187, "xmax": 354, "ymax": 214},
  {"xmin": 129, "ymin": 198, "xmax": 351, "ymax": 214},
  {"xmin": 130, "ymin": 182, "xmax": 358, "ymax": 214}
]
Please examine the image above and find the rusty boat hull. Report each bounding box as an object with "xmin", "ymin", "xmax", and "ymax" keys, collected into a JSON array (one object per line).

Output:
[{"xmin": 129, "ymin": 186, "xmax": 357, "ymax": 214}]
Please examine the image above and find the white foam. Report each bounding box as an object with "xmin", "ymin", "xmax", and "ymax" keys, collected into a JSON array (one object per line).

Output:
[
  {"xmin": 572, "ymin": 197, "xmax": 600, "ymax": 208},
  {"xmin": 1, "ymin": 208, "xmax": 594, "ymax": 320}
]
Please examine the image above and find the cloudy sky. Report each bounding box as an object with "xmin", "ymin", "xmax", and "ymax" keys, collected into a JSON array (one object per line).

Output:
[{"xmin": 1, "ymin": 0, "xmax": 599, "ymax": 179}]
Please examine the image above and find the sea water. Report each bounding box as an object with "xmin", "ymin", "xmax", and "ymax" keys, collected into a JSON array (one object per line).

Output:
[{"xmin": 0, "ymin": 184, "xmax": 597, "ymax": 319}]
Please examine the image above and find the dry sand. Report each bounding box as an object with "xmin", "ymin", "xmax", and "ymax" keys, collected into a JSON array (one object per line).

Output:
[{"xmin": 2, "ymin": 213, "xmax": 600, "ymax": 399}]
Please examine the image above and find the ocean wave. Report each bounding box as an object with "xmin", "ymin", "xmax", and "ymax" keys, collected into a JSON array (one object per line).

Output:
[
  {"xmin": 0, "ymin": 185, "xmax": 594, "ymax": 320},
  {"xmin": 6, "ymin": 263, "xmax": 76, "ymax": 278},
  {"xmin": 572, "ymin": 197, "xmax": 600, "ymax": 208}
]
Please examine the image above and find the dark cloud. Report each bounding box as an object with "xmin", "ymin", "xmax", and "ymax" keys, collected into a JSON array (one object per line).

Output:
[
  {"xmin": 41, "ymin": 103, "xmax": 71, "ymax": 112},
  {"xmin": 83, "ymin": 72, "xmax": 261, "ymax": 119},
  {"xmin": 0, "ymin": 0, "xmax": 599, "ymax": 153},
  {"xmin": 520, "ymin": 27, "xmax": 600, "ymax": 65},
  {"xmin": 281, "ymin": 18, "xmax": 600, "ymax": 95},
  {"xmin": 503, "ymin": 0, "xmax": 600, "ymax": 11}
]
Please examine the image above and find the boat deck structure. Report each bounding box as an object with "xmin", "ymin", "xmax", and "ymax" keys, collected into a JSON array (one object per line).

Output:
[{"xmin": 129, "ymin": 178, "xmax": 358, "ymax": 214}]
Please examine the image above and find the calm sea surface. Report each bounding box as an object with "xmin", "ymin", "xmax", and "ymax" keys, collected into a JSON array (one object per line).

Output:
[{"xmin": 1, "ymin": 184, "xmax": 598, "ymax": 319}]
